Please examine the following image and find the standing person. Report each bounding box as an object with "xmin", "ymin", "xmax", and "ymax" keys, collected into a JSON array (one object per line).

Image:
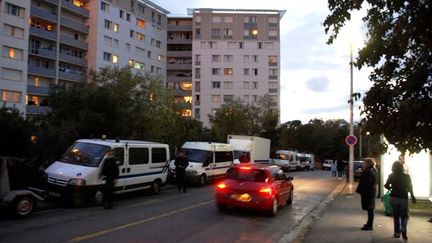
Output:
[
  {"xmin": 337, "ymin": 158, "xmax": 345, "ymax": 180},
  {"xmin": 384, "ymin": 161, "xmax": 416, "ymax": 240},
  {"xmin": 100, "ymin": 149, "xmax": 119, "ymax": 209},
  {"xmin": 355, "ymin": 158, "xmax": 378, "ymax": 231},
  {"xmin": 331, "ymin": 160, "xmax": 337, "ymax": 178},
  {"xmin": 175, "ymin": 150, "xmax": 189, "ymax": 193}
]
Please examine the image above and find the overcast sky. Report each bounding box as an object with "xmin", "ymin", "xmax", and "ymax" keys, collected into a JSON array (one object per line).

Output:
[{"xmin": 152, "ymin": 0, "xmax": 372, "ymax": 124}]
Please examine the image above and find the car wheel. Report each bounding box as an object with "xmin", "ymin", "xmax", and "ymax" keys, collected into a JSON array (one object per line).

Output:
[
  {"xmin": 287, "ymin": 190, "xmax": 293, "ymax": 205},
  {"xmin": 11, "ymin": 196, "xmax": 36, "ymax": 218},
  {"xmin": 268, "ymin": 198, "xmax": 278, "ymax": 216},
  {"xmin": 217, "ymin": 204, "xmax": 227, "ymax": 211},
  {"xmin": 198, "ymin": 174, "xmax": 207, "ymax": 186},
  {"xmin": 151, "ymin": 180, "xmax": 161, "ymax": 195},
  {"xmin": 93, "ymin": 190, "xmax": 104, "ymax": 205}
]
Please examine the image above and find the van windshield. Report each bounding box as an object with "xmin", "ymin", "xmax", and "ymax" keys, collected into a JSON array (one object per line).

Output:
[
  {"xmin": 183, "ymin": 149, "xmax": 209, "ymax": 163},
  {"xmin": 60, "ymin": 142, "xmax": 110, "ymax": 167}
]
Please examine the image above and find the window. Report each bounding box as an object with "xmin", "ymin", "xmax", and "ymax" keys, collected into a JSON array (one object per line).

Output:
[
  {"xmin": 195, "ymin": 68, "xmax": 201, "ymax": 79},
  {"xmin": 136, "ymin": 18, "xmax": 145, "ymax": 28},
  {"xmin": 113, "ymin": 23, "xmax": 119, "ymax": 32},
  {"xmin": 104, "ymin": 19, "xmax": 112, "ymax": 30},
  {"xmin": 129, "ymin": 148, "xmax": 149, "ymax": 165},
  {"xmin": 243, "ymin": 81, "xmax": 250, "ymax": 89},
  {"xmin": 212, "ymin": 68, "xmax": 221, "ymax": 75},
  {"xmin": 212, "ymin": 16, "xmax": 221, "ymax": 23},
  {"xmin": 101, "ymin": 2, "xmax": 109, "ymax": 11},
  {"xmin": 104, "ymin": 35, "xmax": 112, "ymax": 46},
  {"xmin": 195, "ymin": 28, "xmax": 201, "ymax": 38},
  {"xmin": 265, "ymin": 42, "xmax": 274, "ymax": 49},
  {"xmin": 134, "ymin": 61, "xmax": 145, "ymax": 70},
  {"xmin": 252, "ymin": 55, "xmax": 258, "ymax": 62},
  {"xmin": 3, "ymin": 24, "xmax": 24, "ymax": 39},
  {"xmin": 215, "ymin": 151, "xmax": 233, "ymax": 163},
  {"xmin": 223, "ymin": 95, "xmax": 234, "ymax": 102},
  {"xmin": 224, "ymin": 68, "xmax": 233, "ymax": 76},
  {"xmin": 223, "ymin": 81, "xmax": 233, "ymax": 89},
  {"xmin": 114, "ymin": 148, "xmax": 124, "ymax": 165},
  {"xmin": 6, "ymin": 3, "xmax": 25, "ymax": 18},
  {"xmin": 119, "ymin": 10, "xmax": 124, "ymax": 19},
  {"xmin": 212, "ymin": 55, "xmax": 221, "ymax": 62},
  {"xmin": 223, "ymin": 55, "xmax": 233, "ymax": 62},
  {"xmin": 243, "ymin": 69, "xmax": 250, "ymax": 76},
  {"xmin": 2, "ymin": 46, "xmax": 23, "ymax": 60},
  {"xmin": 1, "ymin": 68, "xmax": 22, "ymax": 81},
  {"xmin": 212, "ymin": 81, "xmax": 221, "ymax": 89},
  {"xmin": 138, "ymin": 4, "xmax": 145, "ymax": 14},
  {"xmin": 211, "ymin": 95, "xmax": 221, "ymax": 103},
  {"xmin": 136, "ymin": 32, "xmax": 145, "ymax": 41},
  {"xmin": 208, "ymin": 41, "xmax": 217, "ymax": 48},
  {"xmin": 269, "ymin": 16, "xmax": 278, "ymax": 24},
  {"xmin": 228, "ymin": 42, "xmax": 236, "ymax": 49},
  {"xmin": 112, "ymin": 55, "xmax": 118, "ymax": 63},
  {"xmin": 252, "ymin": 81, "xmax": 258, "ymax": 89},
  {"xmin": 243, "ymin": 55, "xmax": 250, "ymax": 63},
  {"xmin": 152, "ymin": 148, "xmax": 167, "ymax": 163},
  {"xmin": 269, "ymin": 30, "xmax": 278, "ymax": 37},
  {"xmin": 125, "ymin": 43, "xmax": 131, "ymax": 52},
  {"xmin": 211, "ymin": 28, "xmax": 221, "ymax": 38},
  {"xmin": 269, "ymin": 55, "xmax": 278, "ymax": 65},
  {"xmin": 1, "ymin": 90, "xmax": 21, "ymax": 103},
  {"xmin": 126, "ymin": 13, "xmax": 131, "ymax": 21},
  {"xmin": 195, "ymin": 55, "xmax": 201, "ymax": 65},
  {"xmin": 130, "ymin": 30, "xmax": 134, "ymax": 38},
  {"xmin": 103, "ymin": 52, "xmax": 111, "ymax": 61},
  {"xmin": 239, "ymin": 42, "xmax": 244, "ymax": 49},
  {"xmin": 195, "ymin": 15, "xmax": 201, "ymax": 23},
  {"xmin": 113, "ymin": 39, "xmax": 119, "ymax": 48},
  {"xmin": 224, "ymin": 16, "xmax": 233, "ymax": 23},
  {"xmin": 252, "ymin": 68, "xmax": 258, "ymax": 76},
  {"xmin": 136, "ymin": 47, "xmax": 145, "ymax": 56},
  {"xmin": 258, "ymin": 42, "xmax": 263, "ymax": 49},
  {"xmin": 224, "ymin": 29, "xmax": 233, "ymax": 37}
]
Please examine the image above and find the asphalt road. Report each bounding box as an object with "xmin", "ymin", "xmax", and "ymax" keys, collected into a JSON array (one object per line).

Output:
[{"xmin": 0, "ymin": 170, "xmax": 340, "ymax": 243}]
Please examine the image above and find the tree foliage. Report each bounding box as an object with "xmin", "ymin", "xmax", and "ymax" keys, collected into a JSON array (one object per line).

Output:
[
  {"xmin": 0, "ymin": 107, "xmax": 32, "ymax": 157},
  {"xmin": 324, "ymin": 0, "xmax": 432, "ymax": 153}
]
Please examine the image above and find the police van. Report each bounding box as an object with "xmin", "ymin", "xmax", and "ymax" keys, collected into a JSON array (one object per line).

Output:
[
  {"xmin": 271, "ymin": 150, "xmax": 301, "ymax": 171},
  {"xmin": 169, "ymin": 142, "xmax": 234, "ymax": 186},
  {"xmin": 44, "ymin": 139, "xmax": 170, "ymax": 205}
]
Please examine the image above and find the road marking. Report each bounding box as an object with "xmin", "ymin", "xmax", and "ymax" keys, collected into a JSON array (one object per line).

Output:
[
  {"xmin": 69, "ymin": 200, "xmax": 213, "ymax": 242},
  {"xmin": 127, "ymin": 194, "xmax": 187, "ymax": 207}
]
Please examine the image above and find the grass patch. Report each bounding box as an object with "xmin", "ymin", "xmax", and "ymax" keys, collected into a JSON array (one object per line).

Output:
[{"xmin": 409, "ymin": 200, "xmax": 432, "ymax": 212}]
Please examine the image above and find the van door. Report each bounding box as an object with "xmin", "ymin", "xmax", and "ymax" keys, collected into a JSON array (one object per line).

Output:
[
  {"xmin": 201, "ymin": 151, "xmax": 214, "ymax": 179},
  {"xmin": 125, "ymin": 146, "xmax": 150, "ymax": 192},
  {"xmin": 213, "ymin": 151, "xmax": 233, "ymax": 179},
  {"xmin": 149, "ymin": 146, "xmax": 169, "ymax": 183},
  {"xmin": 113, "ymin": 147, "xmax": 126, "ymax": 193}
]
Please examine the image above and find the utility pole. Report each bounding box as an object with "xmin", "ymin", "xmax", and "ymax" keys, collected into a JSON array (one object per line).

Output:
[{"xmin": 348, "ymin": 44, "xmax": 354, "ymax": 194}]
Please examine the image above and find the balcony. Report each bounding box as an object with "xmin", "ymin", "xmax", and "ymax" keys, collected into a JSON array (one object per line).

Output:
[
  {"xmin": 268, "ymin": 23, "xmax": 278, "ymax": 27},
  {"xmin": 166, "ymin": 76, "xmax": 191, "ymax": 82},
  {"xmin": 58, "ymin": 71, "xmax": 84, "ymax": 82},
  {"xmin": 46, "ymin": 0, "xmax": 59, "ymax": 5},
  {"xmin": 31, "ymin": 7, "xmax": 57, "ymax": 23},
  {"xmin": 167, "ymin": 25, "xmax": 192, "ymax": 32},
  {"xmin": 61, "ymin": 16, "xmax": 88, "ymax": 33},
  {"xmin": 269, "ymin": 75, "xmax": 278, "ymax": 80},
  {"xmin": 60, "ymin": 35, "xmax": 88, "ymax": 50},
  {"xmin": 30, "ymin": 26, "xmax": 57, "ymax": 41},
  {"xmin": 269, "ymin": 88, "xmax": 278, "ymax": 93},
  {"xmin": 269, "ymin": 62, "xmax": 278, "ymax": 67},
  {"xmin": 167, "ymin": 38, "xmax": 192, "ymax": 44},
  {"xmin": 59, "ymin": 53, "xmax": 86, "ymax": 66},
  {"xmin": 29, "ymin": 48, "xmax": 56, "ymax": 60},
  {"xmin": 244, "ymin": 22, "xmax": 257, "ymax": 29},
  {"xmin": 61, "ymin": 0, "xmax": 89, "ymax": 18},
  {"xmin": 167, "ymin": 51, "xmax": 192, "ymax": 57},
  {"xmin": 268, "ymin": 36, "xmax": 278, "ymax": 40},
  {"xmin": 26, "ymin": 105, "xmax": 51, "ymax": 115},
  {"xmin": 27, "ymin": 85, "xmax": 51, "ymax": 96},
  {"xmin": 28, "ymin": 66, "xmax": 56, "ymax": 78},
  {"xmin": 167, "ymin": 63, "xmax": 192, "ymax": 70}
]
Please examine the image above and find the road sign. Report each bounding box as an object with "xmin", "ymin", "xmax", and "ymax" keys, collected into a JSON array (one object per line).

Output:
[{"xmin": 345, "ymin": 135, "xmax": 358, "ymax": 146}]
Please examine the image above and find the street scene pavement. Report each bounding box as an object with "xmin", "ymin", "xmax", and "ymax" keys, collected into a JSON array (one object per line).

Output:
[{"xmin": 297, "ymin": 181, "xmax": 432, "ymax": 243}]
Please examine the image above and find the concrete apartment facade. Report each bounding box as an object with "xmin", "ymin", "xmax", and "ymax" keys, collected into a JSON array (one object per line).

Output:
[
  {"xmin": 167, "ymin": 16, "xmax": 193, "ymax": 117},
  {"xmin": 190, "ymin": 9, "xmax": 283, "ymax": 127}
]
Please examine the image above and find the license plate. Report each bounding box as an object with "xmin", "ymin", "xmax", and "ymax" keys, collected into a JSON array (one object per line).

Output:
[
  {"xmin": 48, "ymin": 191, "xmax": 61, "ymax": 198},
  {"xmin": 231, "ymin": 193, "xmax": 252, "ymax": 202}
]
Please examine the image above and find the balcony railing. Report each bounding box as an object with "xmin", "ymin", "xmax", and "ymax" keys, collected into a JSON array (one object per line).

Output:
[
  {"xmin": 167, "ymin": 51, "xmax": 192, "ymax": 57},
  {"xmin": 30, "ymin": 26, "xmax": 57, "ymax": 41},
  {"xmin": 27, "ymin": 105, "xmax": 51, "ymax": 115},
  {"xmin": 29, "ymin": 48, "xmax": 56, "ymax": 59},
  {"xmin": 61, "ymin": 0, "xmax": 89, "ymax": 18},
  {"xmin": 269, "ymin": 75, "xmax": 278, "ymax": 80},
  {"xmin": 31, "ymin": 7, "xmax": 57, "ymax": 23},
  {"xmin": 59, "ymin": 53, "xmax": 87, "ymax": 66},
  {"xmin": 60, "ymin": 35, "xmax": 88, "ymax": 50},
  {"xmin": 27, "ymin": 85, "xmax": 51, "ymax": 96},
  {"xmin": 167, "ymin": 38, "xmax": 192, "ymax": 44},
  {"xmin": 167, "ymin": 25, "xmax": 192, "ymax": 32},
  {"xmin": 61, "ymin": 16, "xmax": 88, "ymax": 33},
  {"xmin": 46, "ymin": 0, "xmax": 59, "ymax": 5},
  {"xmin": 58, "ymin": 71, "xmax": 84, "ymax": 82},
  {"xmin": 167, "ymin": 63, "xmax": 192, "ymax": 70},
  {"xmin": 28, "ymin": 65, "xmax": 56, "ymax": 78},
  {"xmin": 269, "ymin": 62, "xmax": 278, "ymax": 67}
]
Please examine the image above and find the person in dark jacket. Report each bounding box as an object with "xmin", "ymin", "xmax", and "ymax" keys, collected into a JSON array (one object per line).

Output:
[
  {"xmin": 336, "ymin": 159, "xmax": 345, "ymax": 179},
  {"xmin": 175, "ymin": 150, "xmax": 189, "ymax": 193},
  {"xmin": 355, "ymin": 158, "xmax": 378, "ymax": 230},
  {"xmin": 100, "ymin": 149, "xmax": 119, "ymax": 209},
  {"xmin": 384, "ymin": 161, "xmax": 416, "ymax": 240}
]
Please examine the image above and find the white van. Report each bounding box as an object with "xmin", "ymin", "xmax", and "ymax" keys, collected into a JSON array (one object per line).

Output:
[
  {"xmin": 227, "ymin": 135, "xmax": 271, "ymax": 164},
  {"xmin": 298, "ymin": 153, "xmax": 315, "ymax": 171},
  {"xmin": 271, "ymin": 150, "xmax": 301, "ymax": 171},
  {"xmin": 44, "ymin": 139, "xmax": 170, "ymax": 205},
  {"xmin": 169, "ymin": 142, "xmax": 234, "ymax": 186}
]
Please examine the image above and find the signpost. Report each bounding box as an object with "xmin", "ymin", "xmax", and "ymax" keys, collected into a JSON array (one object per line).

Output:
[{"xmin": 345, "ymin": 135, "xmax": 358, "ymax": 146}]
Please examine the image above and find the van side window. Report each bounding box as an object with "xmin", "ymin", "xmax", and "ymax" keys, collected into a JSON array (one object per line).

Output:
[
  {"xmin": 129, "ymin": 148, "xmax": 149, "ymax": 164},
  {"xmin": 114, "ymin": 147, "xmax": 124, "ymax": 165},
  {"xmin": 202, "ymin": 152, "xmax": 213, "ymax": 167},
  {"xmin": 152, "ymin": 148, "xmax": 167, "ymax": 163},
  {"xmin": 215, "ymin": 151, "xmax": 233, "ymax": 163}
]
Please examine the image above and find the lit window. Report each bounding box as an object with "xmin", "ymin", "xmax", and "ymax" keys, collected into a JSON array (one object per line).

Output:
[
  {"xmin": 73, "ymin": 0, "xmax": 84, "ymax": 7},
  {"xmin": 224, "ymin": 68, "xmax": 233, "ymax": 76},
  {"xmin": 180, "ymin": 82, "xmax": 192, "ymax": 91},
  {"xmin": 184, "ymin": 96, "xmax": 192, "ymax": 103},
  {"xmin": 252, "ymin": 29, "xmax": 258, "ymax": 36},
  {"xmin": 9, "ymin": 48, "xmax": 15, "ymax": 58},
  {"xmin": 136, "ymin": 18, "xmax": 145, "ymax": 28},
  {"xmin": 1, "ymin": 90, "xmax": 21, "ymax": 103},
  {"xmin": 112, "ymin": 55, "xmax": 118, "ymax": 63},
  {"xmin": 113, "ymin": 23, "xmax": 119, "ymax": 32}
]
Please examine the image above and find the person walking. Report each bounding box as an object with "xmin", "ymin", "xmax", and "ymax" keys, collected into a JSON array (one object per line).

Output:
[
  {"xmin": 100, "ymin": 149, "xmax": 119, "ymax": 209},
  {"xmin": 337, "ymin": 159, "xmax": 345, "ymax": 180},
  {"xmin": 175, "ymin": 150, "xmax": 189, "ymax": 193},
  {"xmin": 384, "ymin": 161, "xmax": 416, "ymax": 240},
  {"xmin": 331, "ymin": 160, "xmax": 337, "ymax": 178},
  {"xmin": 355, "ymin": 158, "xmax": 378, "ymax": 231}
]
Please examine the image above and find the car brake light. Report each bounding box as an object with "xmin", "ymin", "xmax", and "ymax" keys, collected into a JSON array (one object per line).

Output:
[
  {"xmin": 216, "ymin": 183, "xmax": 227, "ymax": 189},
  {"xmin": 259, "ymin": 187, "xmax": 273, "ymax": 196},
  {"xmin": 239, "ymin": 166, "xmax": 252, "ymax": 170}
]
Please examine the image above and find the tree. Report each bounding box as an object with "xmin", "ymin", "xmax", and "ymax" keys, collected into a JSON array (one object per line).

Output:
[
  {"xmin": 324, "ymin": 1, "xmax": 432, "ymax": 154},
  {"xmin": 0, "ymin": 106, "xmax": 32, "ymax": 157}
]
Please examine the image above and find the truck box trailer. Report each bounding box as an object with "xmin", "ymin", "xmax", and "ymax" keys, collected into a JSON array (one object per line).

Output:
[{"xmin": 227, "ymin": 135, "xmax": 271, "ymax": 164}]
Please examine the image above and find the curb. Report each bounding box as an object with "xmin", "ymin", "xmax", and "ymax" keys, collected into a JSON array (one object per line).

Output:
[{"xmin": 278, "ymin": 180, "xmax": 348, "ymax": 243}]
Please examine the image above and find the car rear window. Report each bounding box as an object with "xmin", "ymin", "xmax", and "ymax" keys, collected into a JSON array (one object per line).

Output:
[{"xmin": 227, "ymin": 168, "xmax": 267, "ymax": 182}]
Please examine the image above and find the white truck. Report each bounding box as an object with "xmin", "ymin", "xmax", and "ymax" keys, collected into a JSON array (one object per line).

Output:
[{"xmin": 227, "ymin": 135, "xmax": 271, "ymax": 164}]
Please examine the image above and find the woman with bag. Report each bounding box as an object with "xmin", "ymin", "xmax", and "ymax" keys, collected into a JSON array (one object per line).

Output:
[
  {"xmin": 355, "ymin": 158, "xmax": 378, "ymax": 231},
  {"xmin": 384, "ymin": 161, "xmax": 416, "ymax": 240}
]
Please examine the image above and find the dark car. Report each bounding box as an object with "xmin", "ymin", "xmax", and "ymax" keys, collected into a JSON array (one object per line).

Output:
[
  {"xmin": 353, "ymin": 161, "xmax": 363, "ymax": 179},
  {"xmin": 214, "ymin": 164, "xmax": 294, "ymax": 216}
]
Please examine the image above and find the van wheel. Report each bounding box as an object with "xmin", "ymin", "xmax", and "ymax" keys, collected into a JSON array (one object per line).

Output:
[
  {"xmin": 11, "ymin": 196, "xmax": 36, "ymax": 218},
  {"xmin": 198, "ymin": 174, "xmax": 207, "ymax": 186},
  {"xmin": 151, "ymin": 181, "xmax": 161, "ymax": 195},
  {"xmin": 93, "ymin": 190, "xmax": 104, "ymax": 205}
]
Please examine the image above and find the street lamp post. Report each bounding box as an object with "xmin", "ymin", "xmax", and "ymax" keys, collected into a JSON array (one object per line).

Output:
[
  {"xmin": 348, "ymin": 44, "xmax": 354, "ymax": 194},
  {"xmin": 366, "ymin": 131, "xmax": 371, "ymax": 156}
]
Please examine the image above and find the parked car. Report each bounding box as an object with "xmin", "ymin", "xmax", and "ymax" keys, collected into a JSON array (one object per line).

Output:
[
  {"xmin": 323, "ymin": 160, "xmax": 333, "ymax": 170},
  {"xmin": 214, "ymin": 164, "xmax": 294, "ymax": 216}
]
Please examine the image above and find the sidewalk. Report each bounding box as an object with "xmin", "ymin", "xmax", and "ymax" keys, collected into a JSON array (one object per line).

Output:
[{"xmin": 299, "ymin": 182, "xmax": 432, "ymax": 243}]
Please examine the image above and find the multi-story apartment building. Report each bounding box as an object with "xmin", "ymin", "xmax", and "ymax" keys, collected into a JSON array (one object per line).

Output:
[
  {"xmin": 190, "ymin": 9, "xmax": 284, "ymax": 127},
  {"xmin": 0, "ymin": 0, "xmax": 30, "ymax": 115},
  {"xmin": 87, "ymin": 0, "xmax": 169, "ymax": 78},
  {"xmin": 166, "ymin": 17, "xmax": 193, "ymax": 117}
]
